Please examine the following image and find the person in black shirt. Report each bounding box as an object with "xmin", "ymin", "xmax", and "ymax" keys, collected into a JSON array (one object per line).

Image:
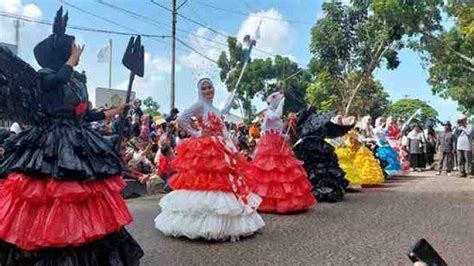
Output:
[{"xmin": 166, "ymin": 107, "xmax": 180, "ymax": 123}]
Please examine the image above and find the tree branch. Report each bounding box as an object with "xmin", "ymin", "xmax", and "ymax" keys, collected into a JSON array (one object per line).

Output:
[
  {"xmin": 422, "ymin": 31, "xmax": 474, "ymax": 67},
  {"xmin": 460, "ymin": 63, "xmax": 474, "ymax": 73},
  {"xmin": 344, "ymin": 40, "xmax": 389, "ymax": 116}
]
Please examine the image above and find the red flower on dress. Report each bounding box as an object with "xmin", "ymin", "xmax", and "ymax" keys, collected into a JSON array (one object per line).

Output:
[
  {"xmin": 75, "ymin": 102, "xmax": 88, "ymax": 116},
  {"xmin": 197, "ymin": 112, "xmax": 224, "ymax": 137}
]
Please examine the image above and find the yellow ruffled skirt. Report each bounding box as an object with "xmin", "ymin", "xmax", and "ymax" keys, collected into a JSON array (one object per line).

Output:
[
  {"xmin": 354, "ymin": 146, "xmax": 384, "ymax": 185},
  {"xmin": 335, "ymin": 147, "xmax": 360, "ymax": 186}
]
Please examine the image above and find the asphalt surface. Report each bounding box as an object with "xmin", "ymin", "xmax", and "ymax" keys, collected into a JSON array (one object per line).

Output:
[{"xmin": 127, "ymin": 171, "xmax": 474, "ymax": 265}]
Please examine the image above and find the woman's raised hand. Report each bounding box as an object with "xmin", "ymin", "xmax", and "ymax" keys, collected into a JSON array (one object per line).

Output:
[{"xmin": 66, "ymin": 43, "xmax": 85, "ymax": 67}]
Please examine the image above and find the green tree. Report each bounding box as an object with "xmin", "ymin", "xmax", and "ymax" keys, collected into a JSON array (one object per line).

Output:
[
  {"xmin": 281, "ymin": 70, "xmax": 312, "ymax": 114},
  {"xmin": 309, "ymin": 0, "xmax": 443, "ymax": 115},
  {"xmin": 217, "ymin": 37, "xmax": 308, "ymax": 119},
  {"xmin": 415, "ymin": 0, "xmax": 474, "ymax": 114},
  {"xmin": 388, "ymin": 98, "xmax": 438, "ymax": 126},
  {"xmin": 142, "ymin": 96, "xmax": 161, "ymax": 117},
  {"xmin": 306, "ymin": 71, "xmax": 390, "ymax": 119}
]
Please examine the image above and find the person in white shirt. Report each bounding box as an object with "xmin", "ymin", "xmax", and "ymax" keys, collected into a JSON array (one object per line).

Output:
[
  {"xmin": 9, "ymin": 122, "xmax": 22, "ymax": 134},
  {"xmin": 454, "ymin": 114, "xmax": 473, "ymax": 177}
]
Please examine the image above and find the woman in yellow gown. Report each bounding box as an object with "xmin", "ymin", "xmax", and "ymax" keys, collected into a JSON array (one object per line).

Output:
[
  {"xmin": 334, "ymin": 131, "xmax": 361, "ymax": 189},
  {"xmin": 335, "ymin": 131, "xmax": 384, "ymax": 187}
]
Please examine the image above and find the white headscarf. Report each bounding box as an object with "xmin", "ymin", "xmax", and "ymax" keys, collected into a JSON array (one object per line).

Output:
[
  {"xmin": 177, "ymin": 78, "xmax": 224, "ymax": 138},
  {"xmin": 386, "ymin": 116, "xmax": 394, "ymax": 129},
  {"xmin": 266, "ymin": 91, "xmax": 284, "ymax": 111},
  {"xmin": 361, "ymin": 116, "xmax": 372, "ymax": 130},
  {"xmin": 261, "ymin": 91, "xmax": 285, "ymax": 132},
  {"xmin": 375, "ymin": 117, "xmax": 386, "ymax": 129},
  {"xmin": 197, "ymin": 78, "xmax": 214, "ymax": 104}
]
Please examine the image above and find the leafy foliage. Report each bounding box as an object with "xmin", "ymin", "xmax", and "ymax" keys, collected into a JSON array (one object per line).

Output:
[
  {"xmin": 217, "ymin": 37, "xmax": 309, "ymax": 118},
  {"xmin": 308, "ymin": 0, "xmax": 443, "ymax": 115},
  {"xmin": 306, "ymin": 71, "xmax": 390, "ymax": 119},
  {"xmin": 388, "ymin": 98, "xmax": 439, "ymax": 126},
  {"xmin": 142, "ymin": 96, "xmax": 161, "ymax": 117},
  {"xmin": 415, "ymin": 0, "xmax": 474, "ymax": 114}
]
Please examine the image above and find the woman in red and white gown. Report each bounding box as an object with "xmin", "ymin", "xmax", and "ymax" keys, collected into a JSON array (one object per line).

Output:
[
  {"xmin": 248, "ymin": 92, "xmax": 315, "ymax": 213},
  {"xmin": 154, "ymin": 78, "xmax": 264, "ymax": 240},
  {"xmin": 386, "ymin": 117, "xmax": 410, "ymax": 172}
]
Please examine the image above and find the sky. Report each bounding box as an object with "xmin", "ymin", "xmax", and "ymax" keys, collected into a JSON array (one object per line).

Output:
[{"xmin": 0, "ymin": 0, "xmax": 461, "ymax": 122}]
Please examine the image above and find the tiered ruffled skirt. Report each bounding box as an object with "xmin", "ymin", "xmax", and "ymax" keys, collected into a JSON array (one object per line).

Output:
[
  {"xmin": 388, "ymin": 138, "xmax": 410, "ymax": 172},
  {"xmin": 354, "ymin": 146, "xmax": 384, "ymax": 186},
  {"xmin": 248, "ymin": 132, "xmax": 315, "ymax": 213},
  {"xmin": 377, "ymin": 145, "xmax": 402, "ymax": 176},
  {"xmin": 294, "ymin": 138, "xmax": 349, "ymax": 202},
  {"xmin": 335, "ymin": 147, "xmax": 360, "ymax": 186},
  {"xmin": 154, "ymin": 136, "xmax": 264, "ymax": 240},
  {"xmin": 0, "ymin": 174, "xmax": 143, "ymax": 265},
  {"xmin": 0, "ymin": 124, "xmax": 143, "ymax": 265}
]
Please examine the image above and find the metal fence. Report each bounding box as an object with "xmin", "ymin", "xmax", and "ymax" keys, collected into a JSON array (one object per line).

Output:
[{"xmin": 0, "ymin": 119, "xmax": 12, "ymax": 128}]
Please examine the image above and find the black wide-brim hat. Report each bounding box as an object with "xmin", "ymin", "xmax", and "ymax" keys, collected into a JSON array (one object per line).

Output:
[
  {"xmin": 34, "ymin": 34, "xmax": 75, "ymax": 71},
  {"xmin": 34, "ymin": 7, "xmax": 75, "ymax": 71}
]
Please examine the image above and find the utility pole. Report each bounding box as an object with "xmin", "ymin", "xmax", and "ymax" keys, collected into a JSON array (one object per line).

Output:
[
  {"xmin": 108, "ymin": 39, "xmax": 113, "ymax": 89},
  {"xmin": 170, "ymin": 0, "xmax": 187, "ymax": 110},
  {"xmin": 171, "ymin": 0, "xmax": 177, "ymax": 110},
  {"xmin": 14, "ymin": 18, "xmax": 20, "ymax": 56}
]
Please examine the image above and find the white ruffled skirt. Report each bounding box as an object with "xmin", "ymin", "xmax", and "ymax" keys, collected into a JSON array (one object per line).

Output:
[{"xmin": 154, "ymin": 190, "xmax": 265, "ymax": 241}]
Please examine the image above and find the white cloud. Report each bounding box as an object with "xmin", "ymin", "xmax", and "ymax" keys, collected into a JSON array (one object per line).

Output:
[
  {"xmin": 236, "ymin": 9, "xmax": 293, "ymax": 58},
  {"xmin": 175, "ymin": 9, "xmax": 297, "ymax": 112},
  {"xmin": 22, "ymin": 4, "xmax": 42, "ymax": 18},
  {"xmin": 178, "ymin": 8, "xmax": 295, "ymax": 73},
  {"xmin": 152, "ymin": 55, "xmax": 181, "ymax": 74},
  {"xmin": 0, "ymin": 0, "xmax": 22, "ymax": 14},
  {"xmin": 178, "ymin": 27, "xmax": 226, "ymax": 75},
  {"xmin": 0, "ymin": 0, "xmax": 46, "ymax": 67}
]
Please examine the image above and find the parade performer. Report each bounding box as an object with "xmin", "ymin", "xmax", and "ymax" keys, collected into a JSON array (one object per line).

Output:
[
  {"xmin": 0, "ymin": 8, "xmax": 143, "ymax": 265},
  {"xmin": 331, "ymin": 116, "xmax": 361, "ymax": 190},
  {"xmin": 353, "ymin": 134, "xmax": 384, "ymax": 186},
  {"xmin": 248, "ymin": 92, "xmax": 315, "ymax": 213},
  {"xmin": 293, "ymin": 107, "xmax": 353, "ymax": 202},
  {"xmin": 335, "ymin": 128, "xmax": 384, "ymax": 188},
  {"xmin": 359, "ymin": 115, "xmax": 377, "ymax": 149},
  {"xmin": 386, "ymin": 117, "xmax": 410, "ymax": 172},
  {"xmin": 334, "ymin": 131, "xmax": 362, "ymax": 189},
  {"xmin": 154, "ymin": 78, "xmax": 264, "ymax": 240},
  {"xmin": 374, "ymin": 117, "xmax": 402, "ymax": 176}
]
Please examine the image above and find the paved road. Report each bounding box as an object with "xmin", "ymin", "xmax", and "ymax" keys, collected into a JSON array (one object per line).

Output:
[{"xmin": 127, "ymin": 172, "xmax": 474, "ymax": 265}]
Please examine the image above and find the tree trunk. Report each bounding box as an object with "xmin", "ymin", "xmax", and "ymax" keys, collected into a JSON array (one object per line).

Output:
[{"xmin": 344, "ymin": 41, "xmax": 389, "ymax": 116}]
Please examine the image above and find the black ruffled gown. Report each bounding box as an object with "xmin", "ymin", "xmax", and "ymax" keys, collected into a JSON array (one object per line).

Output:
[
  {"xmin": 293, "ymin": 109, "xmax": 352, "ymax": 202},
  {"xmin": 0, "ymin": 62, "xmax": 143, "ymax": 264}
]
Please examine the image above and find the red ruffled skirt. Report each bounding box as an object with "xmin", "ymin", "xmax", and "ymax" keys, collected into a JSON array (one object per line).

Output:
[
  {"xmin": 248, "ymin": 131, "xmax": 316, "ymax": 213},
  {"xmin": 0, "ymin": 173, "xmax": 133, "ymax": 251},
  {"xmin": 170, "ymin": 136, "xmax": 239, "ymax": 192}
]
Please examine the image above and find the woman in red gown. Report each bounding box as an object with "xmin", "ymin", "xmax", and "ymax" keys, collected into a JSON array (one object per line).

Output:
[
  {"xmin": 154, "ymin": 78, "xmax": 264, "ymax": 240},
  {"xmin": 248, "ymin": 92, "xmax": 315, "ymax": 213}
]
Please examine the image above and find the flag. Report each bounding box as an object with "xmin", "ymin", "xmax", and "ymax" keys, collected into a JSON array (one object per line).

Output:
[
  {"xmin": 254, "ymin": 20, "xmax": 262, "ymax": 40},
  {"xmin": 97, "ymin": 42, "xmax": 111, "ymax": 63}
]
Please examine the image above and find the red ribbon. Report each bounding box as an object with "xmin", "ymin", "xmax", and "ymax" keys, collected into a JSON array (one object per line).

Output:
[{"xmin": 75, "ymin": 102, "xmax": 88, "ymax": 116}]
